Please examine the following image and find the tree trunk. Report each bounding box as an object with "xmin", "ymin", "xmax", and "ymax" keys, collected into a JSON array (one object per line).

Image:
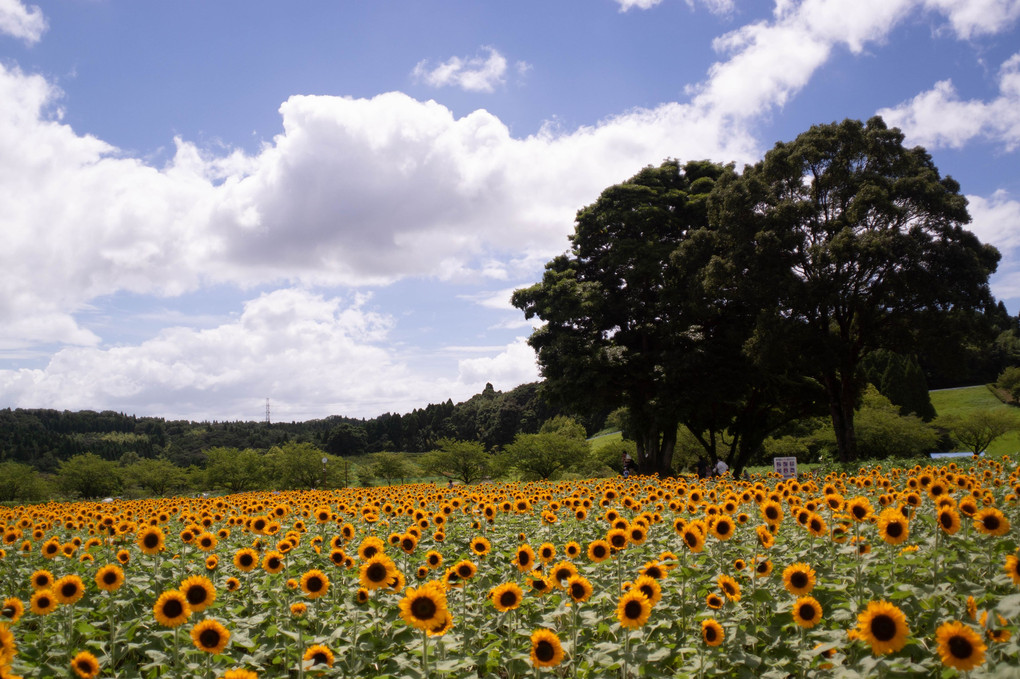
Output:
[
  {"xmin": 824, "ymin": 372, "xmax": 858, "ymax": 462},
  {"xmin": 634, "ymin": 422, "xmax": 677, "ymax": 477}
]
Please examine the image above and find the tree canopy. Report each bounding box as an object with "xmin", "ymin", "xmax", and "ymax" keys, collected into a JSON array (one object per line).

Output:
[{"xmin": 714, "ymin": 117, "xmax": 999, "ymax": 461}]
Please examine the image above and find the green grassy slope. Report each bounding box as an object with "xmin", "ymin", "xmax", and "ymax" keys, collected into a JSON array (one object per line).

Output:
[{"xmin": 929, "ymin": 385, "xmax": 1020, "ymax": 457}]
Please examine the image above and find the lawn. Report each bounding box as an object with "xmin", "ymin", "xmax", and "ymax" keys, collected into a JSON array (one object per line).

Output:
[{"xmin": 929, "ymin": 385, "xmax": 1020, "ymax": 457}]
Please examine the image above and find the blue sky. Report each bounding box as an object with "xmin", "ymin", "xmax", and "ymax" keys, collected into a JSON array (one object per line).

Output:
[{"xmin": 1, "ymin": 0, "xmax": 1019, "ymax": 422}]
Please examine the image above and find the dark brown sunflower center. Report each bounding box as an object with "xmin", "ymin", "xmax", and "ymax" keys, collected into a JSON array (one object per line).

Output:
[
  {"xmin": 186, "ymin": 587, "xmax": 208, "ymax": 605},
  {"xmin": 499, "ymin": 590, "xmax": 519, "ymax": 607},
  {"xmin": 310, "ymin": 652, "xmax": 329, "ymax": 665},
  {"xmin": 948, "ymin": 635, "xmax": 973, "ymax": 659},
  {"xmin": 306, "ymin": 576, "xmax": 324, "ymax": 591},
  {"xmin": 722, "ymin": 583, "xmax": 735, "ymax": 595},
  {"xmin": 886, "ymin": 522, "xmax": 903, "ymax": 538},
  {"xmin": 810, "ymin": 519, "xmax": 823, "ymax": 531},
  {"xmin": 870, "ymin": 614, "xmax": 897, "ymax": 641},
  {"xmin": 593, "ymin": 545, "xmax": 607, "ymax": 558},
  {"xmin": 363, "ymin": 546, "xmax": 379, "ymax": 559},
  {"xmin": 765, "ymin": 507, "xmax": 778, "ymax": 520},
  {"xmin": 554, "ymin": 569, "xmax": 570, "ymax": 582},
  {"xmin": 790, "ymin": 572, "xmax": 808, "ymax": 589},
  {"xmin": 852, "ymin": 506, "xmax": 867, "ymax": 519},
  {"xmin": 102, "ymin": 571, "xmax": 118, "ymax": 585},
  {"xmin": 239, "ymin": 554, "xmax": 253, "ymax": 567},
  {"xmin": 704, "ymin": 626, "xmax": 718, "ymax": 642},
  {"xmin": 983, "ymin": 516, "xmax": 1000, "ymax": 530},
  {"xmin": 199, "ymin": 628, "xmax": 222, "ymax": 648},
  {"xmin": 717, "ymin": 522, "xmax": 731, "ymax": 535},
  {"xmin": 268, "ymin": 557, "xmax": 280, "ymax": 569},
  {"xmin": 1, "ymin": 606, "xmax": 14, "ymax": 618},
  {"xmin": 411, "ymin": 596, "xmax": 438, "ymax": 619},
  {"xmin": 611, "ymin": 535, "xmax": 626, "ymax": 547},
  {"xmin": 940, "ymin": 512, "xmax": 954, "ymax": 528},
  {"xmin": 534, "ymin": 640, "xmax": 555, "ymax": 662},
  {"xmin": 457, "ymin": 565, "xmax": 473, "ymax": 578},
  {"xmin": 76, "ymin": 658, "xmax": 94, "ymax": 672},
  {"xmin": 61, "ymin": 583, "xmax": 78, "ymax": 597},
  {"xmin": 143, "ymin": 533, "xmax": 159, "ymax": 548},
  {"xmin": 162, "ymin": 599, "xmax": 184, "ymax": 618},
  {"xmin": 571, "ymin": 584, "xmax": 586, "ymax": 599},
  {"xmin": 366, "ymin": 563, "xmax": 388, "ymax": 582},
  {"xmin": 624, "ymin": 600, "xmax": 643, "ymax": 619},
  {"xmin": 798, "ymin": 604, "xmax": 817, "ymax": 620}
]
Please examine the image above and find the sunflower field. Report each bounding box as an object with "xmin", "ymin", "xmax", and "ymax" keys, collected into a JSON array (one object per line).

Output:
[{"xmin": 2, "ymin": 457, "xmax": 1020, "ymax": 678}]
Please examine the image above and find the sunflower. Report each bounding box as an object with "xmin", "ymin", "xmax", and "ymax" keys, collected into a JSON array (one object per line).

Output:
[
  {"xmin": 179, "ymin": 575, "xmax": 216, "ymax": 613},
  {"xmin": 70, "ymin": 650, "xmax": 100, "ymax": 679},
  {"xmin": 355, "ymin": 588, "xmax": 370, "ymax": 605},
  {"xmin": 95, "ymin": 564, "xmax": 124, "ymax": 592},
  {"xmin": 0, "ymin": 599, "xmax": 23, "ymax": 624},
  {"xmin": 233, "ymin": 548, "xmax": 258, "ymax": 573},
  {"xmin": 262, "ymin": 551, "xmax": 285, "ymax": 575},
  {"xmin": 136, "ymin": 526, "xmax": 165, "ymax": 555},
  {"xmin": 219, "ymin": 668, "xmax": 259, "ymax": 679},
  {"xmin": 706, "ymin": 592, "xmax": 724, "ymax": 609},
  {"xmin": 290, "ymin": 602, "xmax": 307, "ymax": 618},
  {"xmin": 400, "ymin": 534, "xmax": 418, "ymax": 554},
  {"xmin": 847, "ymin": 496, "xmax": 874, "ymax": 523},
  {"xmin": 453, "ymin": 559, "xmax": 478, "ymax": 581},
  {"xmin": 469, "ymin": 536, "xmax": 491, "ymax": 557},
  {"xmin": 974, "ymin": 508, "xmax": 1010, "ymax": 536},
  {"xmin": 607, "ymin": 528, "xmax": 628, "ymax": 551},
  {"xmin": 701, "ymin": 618, "xmax": 724, "ymax": 646},
  {"xmin": 717, "ymin": 574, "xmax": 741, "ymax": 602},
  {"xmin": 30, "ymin": 589, "xmax": 57, "ymax": 616},
  {"xmin": 1005, "ymin": 554, "xmax": 1020, "ymax": 585},
  {"xmin": 153, "ymin": 590, "xmax": 191, "ymax": 628},
  {"xmin": 225, "ymin": 577, "xmax": 241, "ymax": 592},
  {"xmin": 54, "ymin": 575, "xmax": 85, "ymax": 605},
  {"xmin": 640, "ymin": 561, "xmax": 667, "ymax": 580},
  {"xmin": 710, "ymin": 515, "xmax": 736, "ymax": 541},
  {"xmin": 550, "ymin": 560, "xmax": 578, "ymax": 587},
  {"xmin": 587, "ymin": 539, "xmax": 611, "ymax": 563},
  {"xmin": 806, "ymin": 513, "xmax": 828, "ymax": 538},
  {"xmin": 491, "ymin": 582, "xmax": 524, "ymax": 612},
  {"xmin": 760, "ymin": 501, "xmax": 783, "ymax": 526},
  {"xmin": 399, "ymin": 582, "xmax": 449, "ymax": 630},
  {"xmin": 617, "ymin": 590, "xmax": 652, "ymax": 629},
  {"xmin": 191, "ymin": 619, "xmax": 230, "ymax": 654},
  {"xmin": 937, "ymin": 506, "xmax": 961, "ymax": 535},
  {"xmin": 756, "ymin": 524, "xmax": 775, "ymax": 549},
  {"xmin": 856, "ymin": 600, "xmax": 909, "ymax": 655},
  {"xmin": 792, "ymin": 596, "xmax": 823, "ymax": 629},
  {"xmin": 0, "ymin": 624, "xmax": 14, "ymax": 666},
  {"xmin": 358, "ymin": 536, "xmax": 386, "ymax": 560},
  {"xmin": 564, "ymin": 541, "xmax": 582, "ymax": 559},
  {"xmin": 681, "ymin": 526, "xmax": 705, "ymax": 553},
  {"xmin": 935, "ymin": 620, "xmax": 986, "ymax": 671},
  {"xmin": 537, "ymin": 542, "xmax": 556, "ymax": 563},
  {"xmin": 303, "ymin": 644, "xmax": 334, "ymax": 668},
  {"xmin": 360, "ymin": 555, "xmax": 397, "ymax": 591},
  {"xmin": 196, "ymin": 532, "xmax": 218, "ymax": 552},
  {"xmin": 529, "ymin": 629, "xmax": 564, "ymax": 668},
  {"xmin": 566, "ymin": 575, "xmax": 593, "ymax": 604},
  {"xmin": 782, "ymin": 563, "xmax": 816, "ymax": 596},
  {"xmin": 116, "ymin": 549, "xmax": 131, "ymax": 565},
  {"xmin": 426, "ymin": 550, "xmax": 444, "ymax": 570},
  {"xmin": 30, "ymin": 569, "xmax": 53, "ymax": 591},
  {"xmin": 300, "ymin": 570, "xmax": 330, "ymax": 599},
  {"xmin": 877, "ymin": 509, "xmax": 909, "ymax": 545},
  {"xmin": 527, "ymin": 572, "xmax": 554, "ymax": 595}
]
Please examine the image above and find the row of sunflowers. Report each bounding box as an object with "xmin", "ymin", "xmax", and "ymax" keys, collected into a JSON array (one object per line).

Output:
[{"xmin": 1, "ymin": 456, "xmax": 1019, "ymax": 677}]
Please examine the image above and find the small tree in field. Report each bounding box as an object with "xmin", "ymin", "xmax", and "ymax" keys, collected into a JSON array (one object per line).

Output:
[
  {"xmin": 421, "ymin": 438, "xmax": 490, "ymax": 485},
  {"xmin": 937, "ymin": 409, "xmax": 1020, "ymax": 454}
]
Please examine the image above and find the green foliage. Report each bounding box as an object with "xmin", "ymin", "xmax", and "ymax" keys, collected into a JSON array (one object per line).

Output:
[
  {"xmin": 997, "ymin": 365, "xmax": 1020, "ymax": 400},
  {"xmin": 861, "ymin": 350, "xmax": 936, "ymax": 420},
  {"xmin": 420, "ymin": 438, "xmax": 490, "ymax": 485},
  {"xmin": 204, "ymin": 447, "xmax": 265, "ymax": 493},
  {"xmin": 811, "ymin": 387, "xmax": 939, "ymax": 460},
  {"xmin": 367, "ymin": 452, "xmax": 420, "ymax": 486},
  {"xmin": 57, "ymin": 452, "xmax": 122, "ymax": 499},
  {"xmin": 123, "ymin": 457, "xmax": 188, "ymax": 497},
  {"xmin": 513, "ymin": 159, "xmax": 732, "ymax": 476},
  {"xmin": 538, "ymin": 415, "xmax": 587, "ymax": 441},
  {"xmin": 0, "ymin": 461, "xmax": 48, "ymax": 502},
  {"xmin": 936, "ymin": 408, "xmax": 1020, "ymax": 454},
  {"xmin": 264, "ymin": 441, "xmax": 332, "ymax": 489},
  {"xmin": 501, "ymin": 432, "xmax": 590, "ymax": 480},
  {"xmin": 722, "ymin": 117, "xmax": 999, "ymax": 461}
]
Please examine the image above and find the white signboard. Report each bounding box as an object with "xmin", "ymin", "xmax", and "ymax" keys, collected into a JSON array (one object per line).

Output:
[{"xmin": 774, "ymin": 457, "xmax": 798, "ymax": 479}]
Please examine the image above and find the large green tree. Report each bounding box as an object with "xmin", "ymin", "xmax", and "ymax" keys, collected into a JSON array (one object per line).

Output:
[
  {"xmin": 513, "ymin": 160, "xmax": 732, "ymax": 477},
  {"xmin": 719, "ymin": 117, "xmax": 999, "ymax": 462}
]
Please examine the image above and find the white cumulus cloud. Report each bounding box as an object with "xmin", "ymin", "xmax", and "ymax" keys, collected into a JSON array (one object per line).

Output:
[
  {"xmin": 0, "ymin": 0, "xmax": 46, "ymax": 44},
  {"xmin": 877, "ymin": 53, "xmax": 1020, "ymax": 150},
  {"xmin": 412, "ymin": 46, "xmax": 515, "ymax": 93},
  {"xmin": 617, "ymin": 0, "xmax": 665, "ymax": 11}
]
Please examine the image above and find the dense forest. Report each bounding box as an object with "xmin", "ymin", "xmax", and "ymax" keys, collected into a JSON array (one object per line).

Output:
[{"xmin": 0, "ymin": 381, "xmax": 570, "ymax": 472}]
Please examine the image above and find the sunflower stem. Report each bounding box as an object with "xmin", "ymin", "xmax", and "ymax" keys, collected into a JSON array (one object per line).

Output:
[{"xmin": 423, "ymin": 629, "xmax": 430, "ymax": 678}]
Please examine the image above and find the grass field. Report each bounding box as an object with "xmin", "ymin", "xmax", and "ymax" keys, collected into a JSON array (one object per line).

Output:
[{"xmin": 930, "ymin": 385, "xmax": 1020, "ymax": 457}]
